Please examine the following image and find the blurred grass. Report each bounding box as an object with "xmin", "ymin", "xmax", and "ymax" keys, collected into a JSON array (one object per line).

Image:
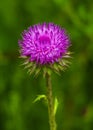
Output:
[{"xmin": 0, "ymin": 0, "xmax": 93, "ymax": 130}]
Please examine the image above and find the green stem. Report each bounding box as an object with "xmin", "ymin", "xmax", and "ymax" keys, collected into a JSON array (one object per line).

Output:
[{"xmin": 45, "ymin": 72, "xmax": 57, "ymax": 130}]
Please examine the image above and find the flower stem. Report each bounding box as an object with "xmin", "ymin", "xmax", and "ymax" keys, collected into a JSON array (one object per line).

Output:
[{"xmin": 45, "ymin": 72, "xmax": 57, "ymax": 130}]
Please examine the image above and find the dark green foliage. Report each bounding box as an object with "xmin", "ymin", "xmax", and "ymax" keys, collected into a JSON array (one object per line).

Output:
[{"xmin": 0, "ymin": 0, "xmax": 93, "ymax": 130}]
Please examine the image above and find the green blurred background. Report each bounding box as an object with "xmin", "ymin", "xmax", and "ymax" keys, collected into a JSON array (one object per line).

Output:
[{"xmin": 0, "ymin": 0, "xmax": 93, "ymax": 130}]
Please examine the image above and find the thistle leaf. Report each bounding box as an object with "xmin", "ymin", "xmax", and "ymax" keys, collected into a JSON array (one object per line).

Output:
[
  {"xmin": 54, "ymin": 97, "xmax": 59, "ymax": 115},
  {"xmin": 33, "ymin": 95, "xmax": 47, "ymax": 103}
]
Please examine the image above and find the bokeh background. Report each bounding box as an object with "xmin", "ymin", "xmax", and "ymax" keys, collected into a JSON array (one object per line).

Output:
[{"xmin": 0, "ymin": 0, "xmax": 93, "ymax": 130}]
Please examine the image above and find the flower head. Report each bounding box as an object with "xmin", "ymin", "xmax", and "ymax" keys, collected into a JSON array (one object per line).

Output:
[{"xmin": 18, "ymin": 23, "xmax": 71, "ymax": 75}]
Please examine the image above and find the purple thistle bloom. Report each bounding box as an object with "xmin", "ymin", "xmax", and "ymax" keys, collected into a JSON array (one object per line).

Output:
[{"xmin": 19, "ymin": 23, "xmax": 70, "ymax": 65}]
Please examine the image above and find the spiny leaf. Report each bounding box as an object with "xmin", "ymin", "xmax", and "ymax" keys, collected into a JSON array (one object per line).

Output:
[
  {"xmin": 60, "ymin": 59, "xmax": 70, "ymax": 67},
  {"xmin": 24, "ymin": 62, "xmax": 33, "ymax": 69},
  {"xmin": 20, "ymin": 60, "xmax": 29, "ymax": 66},
  {"xmin": 28, "ymin": 64, "xmax": 37, "ymax": 75},
  {"xmin": 34, "ymin": 67, "xmax": 41, "ymax": 77},
  {"xmin": 33, "ymin": 95, "xmax": 47, "ymax": 103},
  {"xmin": 58, "ymin": 64, "xmax": 65, "ymax": 71},
  {"xmin": 54, "ymin": 97, "xmax": 59, "ymax": 115},
  {"xmin": 62, "ymin": 55, "xmax": 71, "ymax": 58},
  {"xmin": 50, "ymin": 64, "xmax": 60, "ymax": 73},
  {"xmin": 19, "ymin": 55, "xmax": 27, "ymax": 59},
  {"xmin": 43, "ymin": 67, "xmax": 52, "ymax": 78}
]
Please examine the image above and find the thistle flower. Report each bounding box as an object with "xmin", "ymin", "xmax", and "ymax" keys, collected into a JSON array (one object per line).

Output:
[{"xmin": 18, "ymin": 23, "xmax": 71, "ymax": 75}]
